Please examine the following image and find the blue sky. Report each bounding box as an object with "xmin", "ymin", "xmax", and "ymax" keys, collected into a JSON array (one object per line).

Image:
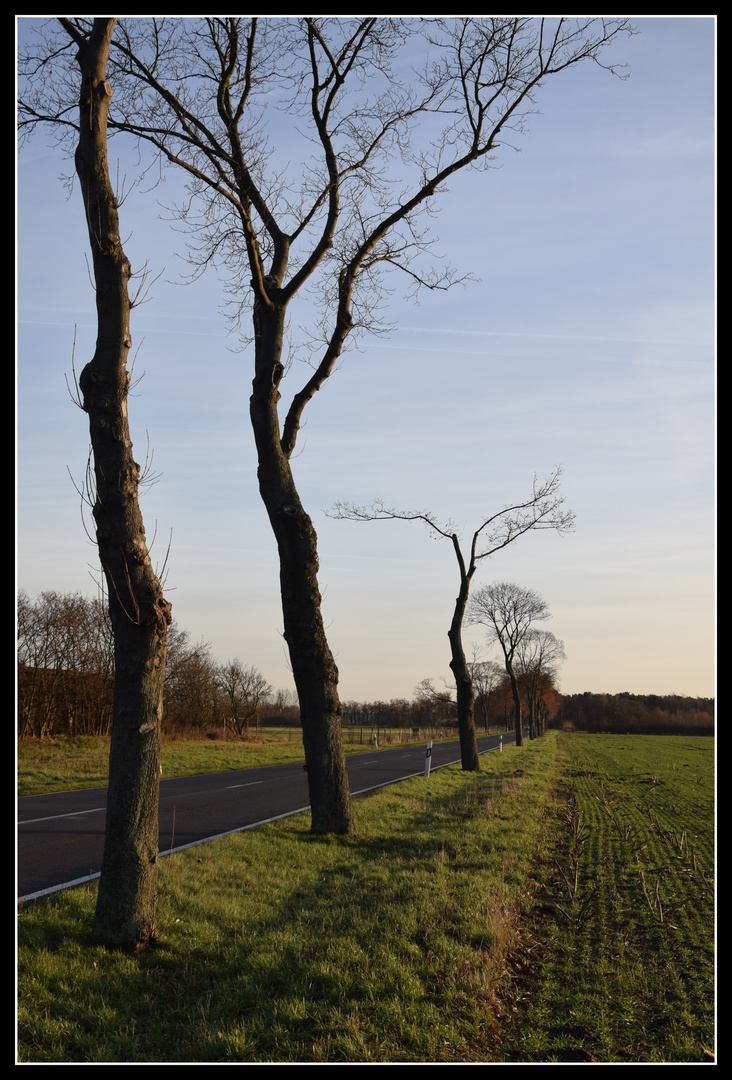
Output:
[{"xmin": 17, "ymin": 17, "xmax": 715, "ymax": 703}]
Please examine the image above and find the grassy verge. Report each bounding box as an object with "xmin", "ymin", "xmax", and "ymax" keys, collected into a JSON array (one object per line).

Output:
[
  {"xmin": 17, "ymin": 732, "xmax": 714, "ymax": 1062},
  {"xmin": 18, "ymin": 729, "xmax": 432, "ymax": 797},
  {"xmin": 18, "ymin": 737, "xmax": 560, "ymax": 1063}
]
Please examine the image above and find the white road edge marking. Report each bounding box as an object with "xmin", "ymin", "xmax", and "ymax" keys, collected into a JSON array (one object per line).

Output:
[{"xmin": 18, "ymin": 744, "xmax": 502, "ymax": 905}]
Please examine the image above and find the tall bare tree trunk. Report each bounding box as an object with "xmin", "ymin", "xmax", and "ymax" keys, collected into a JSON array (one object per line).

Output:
[
  {"xmin": 507, "ymin": 664, "xmax": 524, "ymax": 748},
  {"xmin": 250, "ymin": 302, "xmax": 354, "ymax": 834},
  {"xmin": 447, "ymin": 567, "xmax": 481, "ymax": 772},
  {"xmin": 63, "ymin": 17, "xmax": 171, "ymax": 947}
]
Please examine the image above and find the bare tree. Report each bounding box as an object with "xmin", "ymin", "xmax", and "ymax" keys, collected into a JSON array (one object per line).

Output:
[
  {"xmin": 17, "ymin": 589, "xmax": 115, "ymax": 739},
  {"xmin": 22, "ymin": 19, "xmax": 173, "ymax": 948},
  {"xmin": 330, "ymin": 469, "xmax": 573, "ymax": 768},
  {"xmin": 217, "ymin": 660, "xmax": 272, "ymax": 738},
  {"xmin": 468, "ymin": 649, "xmax": 505, "ymax": 734},
  {"xmin": 413, "ymin": 678, "xmax": 458, "ymax": 726},
  {"xmin": 467, "ymin": 581, "xmax": 551, "ymax": 747},
  {"xmin": 20, "ymin": 18, "xmax": 630, "ymax": 830},
  {"xmin": 515, "ymin": 629, "xmax": 566, "ymax": 738},
  {"xmin": 163, "ymin": 624, "xmax": 222, "ymax": 734}
]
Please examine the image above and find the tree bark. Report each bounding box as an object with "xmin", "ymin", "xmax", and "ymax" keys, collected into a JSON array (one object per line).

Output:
[
  {"xmin": 250, "ymin": 301, "xmax": 354, "ymax": 835},
  {"xmin": 449, "ymin": 638, "xmax": 481, "ymax": 772},
  {"xmin": 527, "ymin": 689, "xmax": 538, "ymax": 740},
  {"xmin": 506, "ymin": 664, "xmax": 524, "ymax": 748},
  {"xmin": 447, "ymin": 541, "xmax": 480, "ymax": 771},
  {"xmin": 65, "ymin": 17, "xmax": 171, "ymax": 948}
]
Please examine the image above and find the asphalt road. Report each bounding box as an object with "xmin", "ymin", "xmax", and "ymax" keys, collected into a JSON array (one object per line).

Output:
[{"xmin": 18, "ymin": 731, "xmax": 515, "ymax": 901}]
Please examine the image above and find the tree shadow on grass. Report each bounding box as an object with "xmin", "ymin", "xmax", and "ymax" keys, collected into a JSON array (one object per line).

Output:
[{"xmin": 18, "ymin": 755, "xmax": 549, "ymax": 1062}]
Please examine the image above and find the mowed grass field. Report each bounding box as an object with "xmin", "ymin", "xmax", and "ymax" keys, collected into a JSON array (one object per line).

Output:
[{"xmin": 17, "ymin": 731, "xmax": 714, "ymax": 1063}]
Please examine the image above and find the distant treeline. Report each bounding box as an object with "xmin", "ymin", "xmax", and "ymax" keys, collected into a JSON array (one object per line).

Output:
[
  {"xmin": 17, "ymin": 590, "xmax": 298, "ymax": 739},
  {"xmin": 343, "ymin": 670, "xmax": 562, "ymax": 736},
  {"xmin": 18, "ymin": 590, "xmax": 563, "ymax": 741},
  {"xmin": 19, "ymin": 591, "xmax": 712, "ymax": 742},
  {"xmin": 554, "ymin": 692, "xmax": 714, "ymax": 736}
]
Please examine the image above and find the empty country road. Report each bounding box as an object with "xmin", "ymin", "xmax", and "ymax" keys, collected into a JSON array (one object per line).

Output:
[{"xmin": 18, "ymin": 732, "xmax": 515, "ymax": 901}]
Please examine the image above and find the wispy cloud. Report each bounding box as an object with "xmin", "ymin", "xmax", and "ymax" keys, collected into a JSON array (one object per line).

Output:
[{"xmin": 397, "ymin": 326, "xmax": 713, "ymax": 348}]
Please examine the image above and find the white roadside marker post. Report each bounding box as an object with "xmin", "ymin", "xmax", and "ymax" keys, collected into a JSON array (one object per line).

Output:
[{"xmin": 425, "ymin": 740, "xmax": 432, "ymax": 778}]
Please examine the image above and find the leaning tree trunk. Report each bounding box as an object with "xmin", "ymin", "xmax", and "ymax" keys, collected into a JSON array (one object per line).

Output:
[
  {"xmin": 447, "ymin": 557, "xmax": 480, "ymax": 771},
  {"xmin": 66, "ymin": 17, "xmax": 171, "ymax": 948},
  {"xmin": 250, "ymin": 301, "xmax": 354, "ymax": 835}
]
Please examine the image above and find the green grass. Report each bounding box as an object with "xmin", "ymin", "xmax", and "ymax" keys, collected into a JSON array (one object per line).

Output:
[
  {"xmin": 18, "ymin": 738, "xmax": 559, "ymax": 1062},
  {"xmin": 18, "ymin": 728, "xmax": 432, "ymax": 797},
  {"xmin": 18, "ymin": 735, "xmax": 114, "ymax": 795},
  {"xmin": 501, "ymin": 733, "xmax": 715, "ymax": 1063},
  {"xmin": 17, "ymin": 732, "xmax": 715, "ymax": 1063}
]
